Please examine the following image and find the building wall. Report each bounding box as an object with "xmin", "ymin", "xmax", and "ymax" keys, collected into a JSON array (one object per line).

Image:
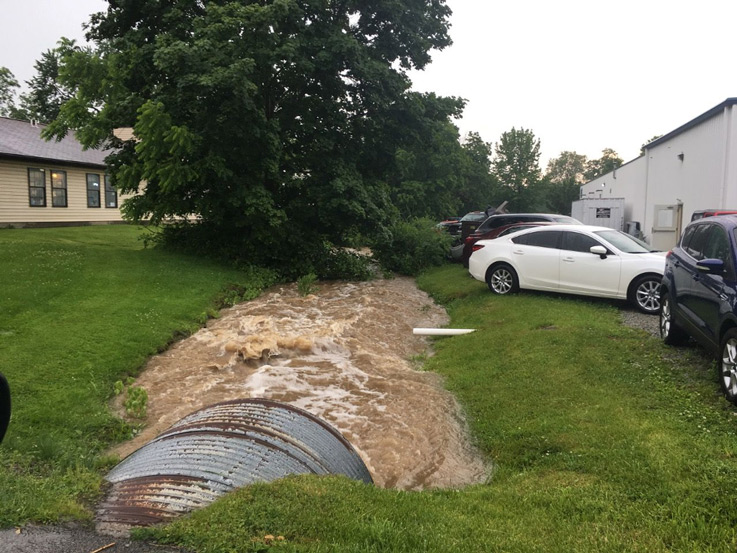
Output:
[
  {"xmin": 579, "ymin": 155, "xmax": 647, "ymax": 233},
  {"xmin": 0, "ymin": 159, "xmax": 131, "ymax": 226},
  {"xmin": 723, "ymin": 104, "xmax": 737, "ymax": 208},
  {"xmin": 579, "ymin": 102, "xmax": 737, "ymax": 249},
  {"xmin": 644, "ymin": 107, "xmax": 730, "ymax": 230}
]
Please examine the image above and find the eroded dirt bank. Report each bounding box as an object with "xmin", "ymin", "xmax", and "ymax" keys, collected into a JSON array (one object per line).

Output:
[{"xmin": 111, "ymin": 277, "xmax": 488, "ymax": 489}]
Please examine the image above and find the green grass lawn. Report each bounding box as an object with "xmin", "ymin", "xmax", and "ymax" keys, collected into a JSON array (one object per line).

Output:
[
  {"xmin": 144, "ymin": 266, "xmax": 737, "ymax": 552},
  {"xmin": 0, "ymin": 225, "xmax": 276, "ymax": 524},
  {"xmin": 2, "ymin": 231, "xmax": 737, "ymax": 552}
]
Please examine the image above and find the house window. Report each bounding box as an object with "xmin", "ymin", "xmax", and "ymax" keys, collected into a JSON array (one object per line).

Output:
[
  {"xmin": 86, "ymin": 173, "xmax": 101, "ymax": 207},
  {"xmin": 51, "ymin": 170, "xmax": 67, "ymax": 207},
  {"xmin": 28, "ymin": 168, "xmax": 46, "ymax": 207},
  {"xmin": 104, "ymin": 174, "xmax": 117, "ymax": 208}
]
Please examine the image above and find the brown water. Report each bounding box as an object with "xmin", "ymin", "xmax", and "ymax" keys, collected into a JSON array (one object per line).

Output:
[{"xmin": 110, "ymin": 277, "xmax": 488, "ymax": 490}]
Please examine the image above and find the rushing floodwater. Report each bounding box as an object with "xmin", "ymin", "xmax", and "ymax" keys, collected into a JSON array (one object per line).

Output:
[{"xmin": 110, "ymin": 277, "xmax": 488, "ymax": 490}]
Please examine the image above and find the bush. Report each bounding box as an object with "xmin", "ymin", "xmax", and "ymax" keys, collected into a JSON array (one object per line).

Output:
[
  {"xmin": 317, "ymin": 247, "xmax": 375, "ymax": 281},
  {"xmin": 297, "ymin": 273, "xmax": 319, "ymax": 296},
  {"xmin": 150, "ymin": 222, "xmax": 374, "ymax": 282},
  {"xmin": 214, "ymin": 266, "xmax": 280, "ymax": 308},
  {"xmin": 371, "ymin": 217, "xmax": 452, "ymax": 276}
]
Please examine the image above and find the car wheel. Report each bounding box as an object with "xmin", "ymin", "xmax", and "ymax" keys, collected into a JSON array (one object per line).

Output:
[
  {"xmin": 486, "ymin": 264, "xmax": 519, "ymax": 295},
  {"xmin": 719, "ymin": 329, "xmax": 737, "ymax": 405},
  {"xmin": 630, "ymin": 275, "xmax": 661, "ymax": 314},
  {"xmin": 659, "ymin": 294, "xmax": 689, "ymax": 345}
]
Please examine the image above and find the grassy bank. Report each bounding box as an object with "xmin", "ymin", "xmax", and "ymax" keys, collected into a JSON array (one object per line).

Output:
[
  {"xmin": 0, "ymin": 225, "xmax": 276, "ymax": 524},
  {"xmin": 3, "ymin": 231, "xmax": 737, "ymax": 552},
  {"xmin": 144, "ymin": 265, "xmax": 737, "ymax": 552}
]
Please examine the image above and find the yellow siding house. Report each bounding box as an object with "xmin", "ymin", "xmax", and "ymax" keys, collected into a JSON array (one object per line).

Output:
[{"xmin": 0, "ymin": 117, "xmax": 129, "ymax": 227}]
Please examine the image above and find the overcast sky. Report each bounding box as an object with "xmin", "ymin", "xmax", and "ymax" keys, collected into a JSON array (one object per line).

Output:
[{"xmin": 2, "ymin": 0, "xmax": 736, "ymax": 167}]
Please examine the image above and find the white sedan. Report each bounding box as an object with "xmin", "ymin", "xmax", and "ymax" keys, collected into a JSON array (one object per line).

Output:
[{"xmin": 468, "ymin": 224, "xmax": 666, "ymax": 314}]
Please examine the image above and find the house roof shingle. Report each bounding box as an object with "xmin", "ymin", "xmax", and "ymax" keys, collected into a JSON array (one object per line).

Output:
[{"xmin": 0, "ymin": 117, "xmax": 109, "ymax": 168}]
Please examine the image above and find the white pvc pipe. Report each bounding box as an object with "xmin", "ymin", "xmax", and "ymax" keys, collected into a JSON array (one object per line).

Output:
[{"xmin": 412, "ymin": 328, "xmax": 476, "ymax": 336}]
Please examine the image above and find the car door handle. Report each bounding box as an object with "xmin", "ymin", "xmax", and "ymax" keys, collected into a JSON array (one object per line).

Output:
[
  {"xmin": 513, "ymin": 249, "xmax": 524, "ymax": 255},
  {"xmin": 562, "ymin": 257, "xmax": 575, "ymax": 263}
]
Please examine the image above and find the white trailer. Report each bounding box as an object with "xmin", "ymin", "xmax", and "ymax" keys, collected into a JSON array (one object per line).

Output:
[{"xmin": 571, "ymin": 198, "xmax": 625, "ymax": 231}]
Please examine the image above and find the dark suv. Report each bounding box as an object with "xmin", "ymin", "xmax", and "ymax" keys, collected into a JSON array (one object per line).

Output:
[
  {"xmin": 460, "ymin": 213, "xmax": 581, "ymax": 266},
  {"xmin": 660, "ymin": 215, "xmax": 737, "ymax": 403}
]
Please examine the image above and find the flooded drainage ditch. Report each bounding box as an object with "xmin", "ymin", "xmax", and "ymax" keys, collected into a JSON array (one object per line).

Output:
[{"xmin": 102, "ymin": 277, "xmax": 488, "ymax": 532}]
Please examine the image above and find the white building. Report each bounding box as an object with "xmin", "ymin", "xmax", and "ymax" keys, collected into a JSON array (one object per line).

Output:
[{"xmin": 579, "ymin": 98, "xmax": 737, "ymax": 250}]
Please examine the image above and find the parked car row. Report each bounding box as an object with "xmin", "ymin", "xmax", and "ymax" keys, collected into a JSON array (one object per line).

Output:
[
  {"xmin": 460, "ymin": 213, "xmax": 581, "ymax": 267},
  {"xmin": 447, "ymin": 211, "xmax": 488, "ymax": 262},
  {"xmin": 440, "ymin": 212, "xmax": 582, "ymax": 265},
  {"xmin": 460, "ymin": 210, "xmax": 737, "ymax": 405}
]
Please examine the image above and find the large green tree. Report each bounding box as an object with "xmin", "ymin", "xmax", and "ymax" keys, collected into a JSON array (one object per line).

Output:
[
  {"xmin": 389, "ymin": 94, "xmax": 466, "ymax": 219},
  {"xmin": 385, "ymin": 97, "xmax": 498, "ymax": 219},
  {"xmin": 458, "ymin": 131, "xmax": 501, "ymax": 214},
  {"xmin": 491, "ymin": 127, "xmax": 543, "ymax": 211},
  {"xmin": 541, "ymin": 150, "xmax": 587, "ymax": 215},
  {"xmin": 583, "ymin": 148, "xmax": 623, "ymax": 181},
  {"xmin": 0, "ymin": 67, "xmax": 22, "ymax": 118},
  {"xmin": 18, "ymin": 45, "xmax": 75, "ymax": 124},
  {"xmin": 545, "ymin": 150, "xmax": 587, "ymax": 186},
  {"xmin": 46, "ymin": 0, "xmax": 454, "ymax": 268}
]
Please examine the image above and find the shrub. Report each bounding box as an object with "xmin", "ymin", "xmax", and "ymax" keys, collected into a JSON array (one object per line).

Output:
[
  {"xmin": 371, "ymin": 217, "xmax": 452, "ymax": 276},
  {"xmin": 124, "ymin": 386, "xmax": 148, "ymax": 419},
  {"xmin": 114, "ymin": 378, "xmax": 149, "ymax": 419},
  {"xmin": 316, "ymin": 247, "xmax": 375, "ymax": 281},
  {"xmin": 151, "ymin": 223, "xmax": 374, "ymax": 282},
  {"xmin": 269, "ymin": 242, "xmax": 375, "ymax": 282},
  {"xmin": 297, "ymin": 273, "xmax": 319, "ymax": 296}
]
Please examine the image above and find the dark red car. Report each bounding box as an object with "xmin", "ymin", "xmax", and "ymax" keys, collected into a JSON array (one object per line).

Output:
[
  {"xmin": 460, "ymin": 213, "xmax": 581, "ymax": 267},
  {"xmin": 691, "ymin": 209, "xmax": 737, "ymax": 221}
]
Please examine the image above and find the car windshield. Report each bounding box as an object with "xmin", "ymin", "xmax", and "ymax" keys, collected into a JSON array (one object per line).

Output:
[
  {"xmin": 594, "ymin": 230, "xmax": 655, "ymax": 253},
  {"xmin": 460, "ymin": 212, "xmax": 486, "ymax": 222}
]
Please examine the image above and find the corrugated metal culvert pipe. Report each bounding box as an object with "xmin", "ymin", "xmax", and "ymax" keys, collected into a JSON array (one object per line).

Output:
[{"xmin": 97, "ymin": 398, "xmax": 372, "ymax": 533}]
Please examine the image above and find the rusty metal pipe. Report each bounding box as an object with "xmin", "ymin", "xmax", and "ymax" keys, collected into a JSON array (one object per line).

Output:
[{"xmin": 97, "ymin": 399, "xmax": 372, "ymax": 532}]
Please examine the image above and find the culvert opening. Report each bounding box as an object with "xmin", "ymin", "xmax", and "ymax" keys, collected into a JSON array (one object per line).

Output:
[
  {"xmin": 104, "ymin": 277, "xmax": 488, "ymax": 530},
  {"xmin": 97, "ymin": 399, "xmax": 372, "ymax": 534}
]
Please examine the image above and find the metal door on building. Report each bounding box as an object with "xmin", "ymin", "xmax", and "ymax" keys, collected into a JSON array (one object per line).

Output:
[{"xmin": 650, "ymin": 204, "xmax": 683, "ymax": 251}]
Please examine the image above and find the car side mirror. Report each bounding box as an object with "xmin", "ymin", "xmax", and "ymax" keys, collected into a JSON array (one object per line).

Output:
[
  {"xmin": 590, "ymin": 245, "xmax": 608, "ymax": 259},
  {"xmin": 697, "ymin": 258, "xmax": 725, "ymax": 275}
]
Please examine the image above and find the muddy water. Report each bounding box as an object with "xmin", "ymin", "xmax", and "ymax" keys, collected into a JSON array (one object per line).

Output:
[{"xmin": 111, "ymin": 277, "xmax": 488, "ymax": 490}]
